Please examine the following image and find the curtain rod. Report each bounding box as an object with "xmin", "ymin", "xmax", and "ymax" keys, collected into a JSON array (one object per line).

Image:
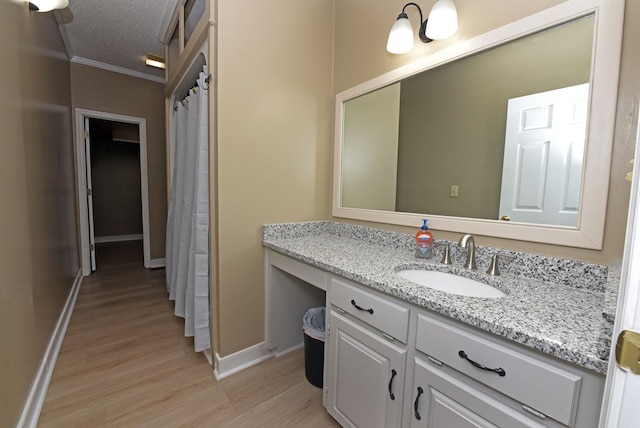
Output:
[{"xmin": 175, "ymin": 74, "xmax": 212, "ymax": 109}]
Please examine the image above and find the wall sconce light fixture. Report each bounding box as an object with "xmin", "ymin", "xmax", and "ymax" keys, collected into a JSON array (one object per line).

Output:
[
  {"xmin": 386, "ymin": 0, "xmax": 458, "ymax": 54},
  {"xmin": 28, "ymin": 0, "xmax": 69, "ymax": 12},
  {"xmin": 145, "ymin": 53, "xmax": 166, "ymax": 70}
]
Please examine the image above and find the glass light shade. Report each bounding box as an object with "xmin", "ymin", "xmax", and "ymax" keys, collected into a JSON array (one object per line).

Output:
[
  {"xmin": 29, "ymin": 0, "xmax": 69, "ymax": 12},
  {"xmin": 425, "ymin": 0, "xmax": 458, "ymax": 40},
  {"xmin": 386, "ymin": 17, "xmax": 414, "ymax": 54}
]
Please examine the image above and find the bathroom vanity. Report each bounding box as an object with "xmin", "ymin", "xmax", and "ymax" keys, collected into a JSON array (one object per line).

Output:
[{"xmin": 263, "ymin": 221, "xmax": 618, "ymax": 428}]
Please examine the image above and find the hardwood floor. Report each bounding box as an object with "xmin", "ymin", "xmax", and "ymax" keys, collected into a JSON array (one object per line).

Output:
[{"xmin": 38, "ymin": 241, "xmax": 340, "ymax": 427}]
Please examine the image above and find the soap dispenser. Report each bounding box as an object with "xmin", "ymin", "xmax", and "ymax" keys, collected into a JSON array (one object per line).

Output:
[{"xmin": 415, "ymin": 219, "xmax": 434, "ymax": 259}]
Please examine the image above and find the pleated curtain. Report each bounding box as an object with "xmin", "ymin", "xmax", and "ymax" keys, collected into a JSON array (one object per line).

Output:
[{"xmin": 166, "ymin": 67, "xmax": 210, "ymax": 352}]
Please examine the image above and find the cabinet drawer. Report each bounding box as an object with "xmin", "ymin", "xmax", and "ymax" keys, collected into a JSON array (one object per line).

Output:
[
  {"xmin": 416, "ymin": 314, "xmax": 582, "ymax": 426},
  {"xmin": 330, "ymin": 277, "xmax": 409, "ymax": 343},
  {"xmin": 411, "ymin": 357, "xmax": 546, "ymax": 428}
]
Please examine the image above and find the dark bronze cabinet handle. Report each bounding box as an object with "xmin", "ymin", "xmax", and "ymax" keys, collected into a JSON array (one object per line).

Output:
[
  {"xmin": 458, "ymin": 350, "xmax": 506, "ymax": 377},
  {"xmin": 388, "ymin": 369, "xmax": 397, "ymax": 400},
  {"xmin": 350, "ymin": 299, "xmax": 374, "ymax": 314},
  {"xmin": 414, "ymin": 386, "xmax": 424, "ymax": 420}
]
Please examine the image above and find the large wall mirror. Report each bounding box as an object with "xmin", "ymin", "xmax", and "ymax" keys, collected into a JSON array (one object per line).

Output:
[{"xmin": 332, "ymin": 0, "xmax": 624, "ymax": 249}]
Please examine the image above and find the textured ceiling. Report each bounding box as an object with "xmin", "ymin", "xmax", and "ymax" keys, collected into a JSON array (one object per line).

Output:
[{"xmin": 57, "ymin": 0, "xmax": 173, "ymax": 82}]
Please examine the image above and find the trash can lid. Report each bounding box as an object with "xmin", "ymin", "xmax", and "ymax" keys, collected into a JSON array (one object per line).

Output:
[{"xmin": 303, "ymin": 307, "xmax": 325, "ymax": 341}]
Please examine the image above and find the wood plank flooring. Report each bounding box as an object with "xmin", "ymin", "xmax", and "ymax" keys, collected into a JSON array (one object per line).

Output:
[{"xmin": 38, "ymin": 241, "xmax": 340, "ymax": 427}]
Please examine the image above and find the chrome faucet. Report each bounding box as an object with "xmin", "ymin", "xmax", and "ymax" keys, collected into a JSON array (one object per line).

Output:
[{"xmin": 458, "ymin": 234, "xmax": 477, "ymax": 270}]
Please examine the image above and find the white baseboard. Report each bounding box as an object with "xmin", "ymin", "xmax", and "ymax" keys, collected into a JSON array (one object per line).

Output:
[
  {"xmin": 17, "ymin": 269, "xmax": 83, "ymax": 428},
  {"xmin": 149, "ymin": 258, "xmax": 166, "ymax": 268},
  {"xmin": 274, "ymin": 342, "xmax": 304, "ymax": 358},
  {"xmin": 202, "ymin": 348, "xmax": 213, "ymax": 366},
  {"xmin": 213, "ymin": 342, "xmax": 273, "ymax": 380},
  {"xmin": 94, "ymin": 234, "xmax": 143, "ymax": 243}
]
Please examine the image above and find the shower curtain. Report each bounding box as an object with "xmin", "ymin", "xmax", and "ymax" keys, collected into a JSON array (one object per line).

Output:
[{"xmin": 166, "ymin": 67, "xmax": 210, "ymax": 352}]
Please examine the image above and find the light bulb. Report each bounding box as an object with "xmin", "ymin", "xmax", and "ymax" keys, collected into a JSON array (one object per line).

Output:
[
  {"xmin": 425, "ymin": 0, "xmax": 458, "ymax": 40},
  {"xmin": 387, "ymin": 15, "xmax": 414, "ymax": 54}
]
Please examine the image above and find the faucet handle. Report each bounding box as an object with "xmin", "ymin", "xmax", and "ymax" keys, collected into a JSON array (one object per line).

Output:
[
  {"xmin": 435, "ymin": 242, "xmax": 452, "ymax": 265},
  {"xmin": 486, "ymin": 253, "xmax": 515, "ymax": 276}
]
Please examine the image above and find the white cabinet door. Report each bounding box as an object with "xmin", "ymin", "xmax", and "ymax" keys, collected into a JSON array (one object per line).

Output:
[
  {"xmin": 410, "ymin": 358, "xmax": 545, "ymax": 428},
  {"xmin": 327, "ymin": 311, "xmax": 407, "ymax": 428}
]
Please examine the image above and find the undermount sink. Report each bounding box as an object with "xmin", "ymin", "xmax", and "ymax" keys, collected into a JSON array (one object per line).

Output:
[{"xmin": 396, "ymin": 269, "xmax": 506, "ymax": 298}]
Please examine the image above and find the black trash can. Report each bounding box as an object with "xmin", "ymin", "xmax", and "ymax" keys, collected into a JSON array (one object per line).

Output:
[{"xmin": 302, "ymin": 307, "xmax": 326, "ymax": 388}]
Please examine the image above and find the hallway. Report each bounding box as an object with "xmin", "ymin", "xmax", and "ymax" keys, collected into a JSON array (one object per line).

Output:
[{"xmin": 38, "ymin": 241, "xmax": 337, "ymax": 427}]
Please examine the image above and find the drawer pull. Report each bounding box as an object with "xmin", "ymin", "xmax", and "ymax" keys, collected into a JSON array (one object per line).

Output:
[
  {"xmin": 522, "ymin": 404, "xmax": 547, "ymax": 419},
  {"xmin": 427, "ymin": 355, "xmax": 444, "ymax": 366},
  {"xmin": 382, "ymin": 333, "xmax": 395, "ymax": 342},
  {"xmin": 388, "ymin": 369, "xmax": 397, "ymax": 400},
  {"xmin": 350, "ymin": 299, "xmax": 374, "ymax": 314},
  {"xmin": 414, "ymin": 386, "xmax": 424, "ymax": 420},
  {"xmin": 458, "ymin": 350, "xmax": 506, "ymax": 377}
]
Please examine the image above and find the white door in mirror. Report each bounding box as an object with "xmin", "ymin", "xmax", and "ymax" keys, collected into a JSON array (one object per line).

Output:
[{"xmin": 500, "ymin": 83, "xmax": 589, "ymax": 226}]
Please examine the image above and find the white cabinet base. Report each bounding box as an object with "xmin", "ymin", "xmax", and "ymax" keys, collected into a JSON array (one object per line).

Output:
[{"xmin": 264, "ymin": 253, "xmax": 605, "ymax": 428}]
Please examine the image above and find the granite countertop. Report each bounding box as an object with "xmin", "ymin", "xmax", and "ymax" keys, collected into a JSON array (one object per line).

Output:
[{"xmin": 263, "ymin": 221, "xmax": 619, "ymax": 375}]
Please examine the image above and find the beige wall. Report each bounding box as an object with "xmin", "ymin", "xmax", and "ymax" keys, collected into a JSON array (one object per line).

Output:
[
  {"xmin": 70, "ymin": 63, "xmax": 167, "ymax": 259},
  {"xmin": 215, "ymin": 0, "xmax": 334, "ymax": 355},
  {"xmin": 0, "ymin": 1, "xmax": 78, "ymax": 426},
  {"xmin": 333, "ymin": 0, "xmax": 639, "ymax": 266},
  {"xmin": 334, "ymin": 0, "xmax": 567, "ymax": 93}
]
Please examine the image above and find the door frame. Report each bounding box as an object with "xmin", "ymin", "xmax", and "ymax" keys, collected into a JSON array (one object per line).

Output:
[
  {"xmin": 74, "ymin": 108, "xmax": 150, "ymax": 275},
  {"xmin": 598, "ymin": 101, "xmax": 640, "ymax": 426}
]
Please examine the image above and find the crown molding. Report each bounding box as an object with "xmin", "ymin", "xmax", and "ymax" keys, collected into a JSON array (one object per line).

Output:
[{"xmin": 71, "ymin": 56, "xmax": 165, "ymax": 84}]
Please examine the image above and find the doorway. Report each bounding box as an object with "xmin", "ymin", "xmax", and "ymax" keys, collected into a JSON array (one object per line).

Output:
[{"xmin": 75, "ymin": 109, "xmax": 150, "ymax": 275}]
